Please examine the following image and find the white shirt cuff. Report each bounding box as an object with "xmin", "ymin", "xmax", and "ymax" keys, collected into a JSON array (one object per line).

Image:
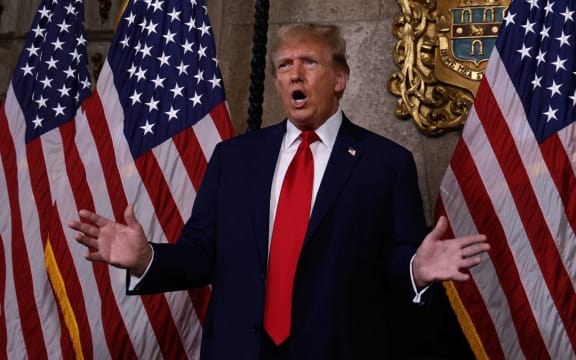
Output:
[
  {"xmin": 128, "ymin": 244, "xmax": 154, "ymax": 291},
  {"xmin": 410, "ymin": 254, "xmax": 430, "ymax": 304}
]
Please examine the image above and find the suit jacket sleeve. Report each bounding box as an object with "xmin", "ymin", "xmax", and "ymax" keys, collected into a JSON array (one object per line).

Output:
[{"xmin": 386, "ymin": 150, "xmax": 428, "ymax": 301}]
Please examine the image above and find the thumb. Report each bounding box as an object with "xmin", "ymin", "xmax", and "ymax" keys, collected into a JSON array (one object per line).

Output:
[
  {"xmin": 124, "ymin": 204, "xmax": 139, "ymax": 228},
  {"xmin": 428, "ymin": 215, "xmax": 448, "ymax": 241}
]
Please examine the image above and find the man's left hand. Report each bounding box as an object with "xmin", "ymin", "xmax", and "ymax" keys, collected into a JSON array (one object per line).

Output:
[{"xmin": 412, "ymin": 216, "xmax": 490, "ymax": 289}]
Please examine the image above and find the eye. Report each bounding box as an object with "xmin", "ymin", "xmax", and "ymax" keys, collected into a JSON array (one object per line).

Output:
[
  {"xmin": 304, "ymin": 58, "xmax": 318, "ymax": 67},
  {"xmin": 277, "ymin": 61, "xmax": 290, "ymax": 72}
]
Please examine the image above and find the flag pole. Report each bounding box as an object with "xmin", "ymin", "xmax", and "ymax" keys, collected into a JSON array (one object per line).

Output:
[{"xmin": 246, "ymin": 0, "xmax": 269, "ymax": 132}]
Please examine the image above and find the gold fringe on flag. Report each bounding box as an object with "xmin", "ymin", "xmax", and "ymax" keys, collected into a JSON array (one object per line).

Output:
[
  {"xmin": 443, "ymin": 280, "xmax": 489, "ymax": 360},
  {"xmin": 45, "ymin": 239, "xmax": 85, "ymax": 360}
]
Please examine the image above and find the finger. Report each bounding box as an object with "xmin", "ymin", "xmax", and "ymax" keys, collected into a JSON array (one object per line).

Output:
[
  {"xmin": 461, "ymin": 242, "xmax": 491, "ymax": 258},
  {"xmin": 124, "ymin": 204, "xmax": 138, "ymax": 228},
  {"xmin": 428, "ymin": 216, "xmax": 448, "ymax": 240},
  {"xmin": 451, "ymin": 272, "xmax": 471, "ymax": 282},
  {"xmin": 75, "ymin": 233, "xmax": 99, "ymax": 249},
  {"xmin": 78, "ymin": 209, "xmax": 112, "ymax": 228},
  {"xmin": 458, "ymin": 255, "xmax": 483, "ymax": 270},
  {"xmin": 457, "ymin": 234, "xmax": 488, "ymax": 248},
  {"xmin": 84, "ymin": 250, "xmax": 105, "ymax": 262},
  {"xmin": 69, "ymin": 220, "xmax": 100, "ymax": 238},
  {"xmin": 68, "ymin": 219, "xmax": 84, "ymax": 232}
]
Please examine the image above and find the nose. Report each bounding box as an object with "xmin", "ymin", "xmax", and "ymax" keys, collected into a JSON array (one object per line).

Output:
[{"xmin": 289, "ymin": 61, "xmax": 303, "ymax": 81}]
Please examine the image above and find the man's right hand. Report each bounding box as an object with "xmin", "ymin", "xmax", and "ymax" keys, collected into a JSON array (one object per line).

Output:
[{"xmin": 68, "ymin": 204, "xmax": 152, "ymax": 277}]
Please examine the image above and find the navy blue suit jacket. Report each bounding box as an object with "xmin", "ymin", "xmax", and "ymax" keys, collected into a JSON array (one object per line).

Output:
[{"xmin": 131, "ymin": 115, "xmax": 429, "ymax": 359}]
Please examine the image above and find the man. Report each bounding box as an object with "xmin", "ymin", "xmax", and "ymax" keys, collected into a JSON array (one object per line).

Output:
[{"xmin": 69, "ymin": 23, "xmax": 489, "ymax": 359}]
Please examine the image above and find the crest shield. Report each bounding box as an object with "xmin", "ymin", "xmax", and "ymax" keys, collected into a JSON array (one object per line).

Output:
[{"xmin": 388, "ymin": 0, "xmax": 510, "ymax": 135}]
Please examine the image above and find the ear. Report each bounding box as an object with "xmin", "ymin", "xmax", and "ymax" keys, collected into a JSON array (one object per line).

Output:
[{"xmin": 334, "ymin": 69, "xmax": 349, "ymax": 95}]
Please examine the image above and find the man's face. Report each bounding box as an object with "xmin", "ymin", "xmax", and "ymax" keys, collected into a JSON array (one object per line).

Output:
[{"xmin": 273, "ymin": 38, "xmax": 348, "ymax": 130}]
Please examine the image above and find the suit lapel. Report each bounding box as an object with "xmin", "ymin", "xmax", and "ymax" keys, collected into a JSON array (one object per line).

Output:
[
  {"xmin": 305, "ymin": 117, "xmax": 361, "ymax": 245},
  {"xmin": 250, "ymin": 122, "xmax": 286, "ymax": 269}
]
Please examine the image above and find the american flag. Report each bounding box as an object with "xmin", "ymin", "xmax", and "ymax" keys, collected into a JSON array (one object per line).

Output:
[
  {"xmin": 0, "ymin": 0, "xmax": 235, "ymax": 357},
  {"xmin": 437, "ymin": 0, "xmax": 576, "ymax": 358}
]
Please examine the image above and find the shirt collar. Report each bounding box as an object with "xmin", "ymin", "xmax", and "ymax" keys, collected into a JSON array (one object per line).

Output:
[{"xmin": 284, "ymin": 109, "xmax": 343, "ymax": 150}]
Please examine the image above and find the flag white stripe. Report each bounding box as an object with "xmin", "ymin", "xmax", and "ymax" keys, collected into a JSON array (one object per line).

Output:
[
  {"xmin": 193, "ymin": 112, "xmax": 221, "ymax": 164},
  {"xmin": 152, "ymin": 137, "xmax": 198, "ymax": 221},
  {"xmin": 113, "ymin": 272, "xmax": 163, "ymax": 359},
  {"xmin": 487, "ymin": 49, "xmax": 576, "ymax": 290},
  {"xmin": 73, "ymin": 104, "xmax": 150, "ymax": 358},
  {"xmin": 164, "ymin": 290, "xmax": 203, "ymax": 358},
  {"xmin": 4, "ymin": 84, "xmax": 63, "ymax": 358},
  {"xmin": 77, "ymin": 65, "xmax": 167, "ymax": 356},
  {"xmin": 94, "ymin": 58, "xmax": 204, "ymax": 357},
  {"xmin": 49, "ymin": 129, "xmax": 116, "ymax": 358},
  {"xmin": 0, "ymin": 125, "xmax": 27, "ymax": 359},
  {"xmin": 557, "ymin": 125, "xmax": 576, "ymax": 174},
  {"xmin": 97, "ymin": 61, "xmax": 164, "ymax": 244},
  {"xmin": 440, "ymin": 166, "xmax": 525, "ymax": 359},
  {"xmin": 74, "ymin": 106, "xmax": 116, "ymax": 218},
  {"xmin": 41, "ymin": 126, "xmax": 107, "ymax": 358},
  {"xmin": 462, "ymin": 102, "xmax": 573, "ymax": 359}
]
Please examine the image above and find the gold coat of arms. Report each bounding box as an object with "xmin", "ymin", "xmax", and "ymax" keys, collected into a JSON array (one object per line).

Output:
[{"xmin": 388, "ymin": 0, "xmax": 510, "ymax": 135}]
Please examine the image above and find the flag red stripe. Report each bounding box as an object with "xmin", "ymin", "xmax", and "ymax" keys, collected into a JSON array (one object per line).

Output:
[
  {"xmin": 449, "ymin": 136, "xmax": 549, "ymax": 358},
  {"xmin": 477, "ymin": 79, "xmax": 576, "ymax": 351},
  {"xmin": 187, "ymin": 288, "xmax": 210, "ymax": 325},
  {"xmin": 81, "ymin": 94, "xmax": 127, "ymax": 221},
  {"xmin": 170, "ymin": 126, "xmax": 213, "ymax": 327},
  {"xmin": 172, "ymin": 129, "xmax": 207, "ymax": 195},
  {"xmin": 135, "ymin": 160, "xmax": 192, "ymax": 357},
  {"xmin": 57, "ymin": 120, "xmax": 116, "ymax": 359},
  {"xmin": 26, "ymin": 138, "xmax": 52, "ymax": 244},
  {"xmin": 136, "ymin": 152, "xmax": 185, "ymax": 242},
  {"xmin": 435, "ymin": 201, "xmax": 506, "ymax": 359},
  {"xmin": 170, "ymin": 130, "xmax": 213, "ymax": 327},
  {"xmin": 132, "ymin": 151, "xmax": 196, "ymax": 358},
  {"xmin": 0, "ymin": 231, "xmax": 8, "ymax": 360},
  {"xmin": 0, "ymin": 108, "xmax": 12, "ymax": 359},
  {"xmin": 0, "ymin": 111, "xmax": 48, "ymax": 358},
  {"xmin": 85, "ymin": 92, "xmax": 188, "ymax": 358},
  {"xmin": 57, "ymin": 113, "xmax": 139, "ymax": 359},
  {"xmin": 47, "ymin": 203, "xmax": 93, "ymax": 359},
  {"xmin": 540, "ymin": 134, "xmax": 576, "ymax": 236},
  {"xmin": 24, "ymin": 138, "xmax": 56, "ymax": 360},
  {"xmin": 173, "ymin": 128, "xmax": 213, "ymax": 326},
  {"xmin": 210, "ymin": 102, "xmax": 236, "ymax": 140}
]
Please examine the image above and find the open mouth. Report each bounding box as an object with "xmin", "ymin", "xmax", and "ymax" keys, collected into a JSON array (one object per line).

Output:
[
  {"xmin": 291, "ymin": 90, "xmax": 307, "ymax": 107},
  {"xmin": 292, "ymin": 90, "xmax": 306, "ymax": 100}
]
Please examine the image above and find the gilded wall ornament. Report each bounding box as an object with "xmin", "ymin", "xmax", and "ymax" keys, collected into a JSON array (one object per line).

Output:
[{"xmin": 388, "ymin": 0, "xmax": 510, "ymax": 136}]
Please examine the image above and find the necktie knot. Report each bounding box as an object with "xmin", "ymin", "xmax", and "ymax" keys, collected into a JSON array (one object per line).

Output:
[{"xmin": 300, "ymin": 131, "xmax": 319, "ymax": 147}]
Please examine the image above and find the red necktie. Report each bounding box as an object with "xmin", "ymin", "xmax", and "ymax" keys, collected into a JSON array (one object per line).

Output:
[{"xmin": 264, "ymin": 130, "xmax": 319, "ymax": 345}]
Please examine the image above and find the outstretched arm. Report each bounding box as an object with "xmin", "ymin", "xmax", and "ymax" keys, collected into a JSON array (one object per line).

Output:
[
  {"xmin": 412, "ymin": 216, "xmax": 490, "ymax": 289},
  {"xmin": 68, "ymin": 204, "xmax": 152, "ymax": 277}
]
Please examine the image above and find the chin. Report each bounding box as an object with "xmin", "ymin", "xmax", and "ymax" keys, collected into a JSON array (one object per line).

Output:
[{"xmin": 290, "ymin": 118, "xmax": 319, "ymax": 131}]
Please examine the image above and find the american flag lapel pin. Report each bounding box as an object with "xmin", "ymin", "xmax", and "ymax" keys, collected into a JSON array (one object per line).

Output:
[{"xmin": 347, "ymin": 147, "xmax": 356, "ymax": 156}]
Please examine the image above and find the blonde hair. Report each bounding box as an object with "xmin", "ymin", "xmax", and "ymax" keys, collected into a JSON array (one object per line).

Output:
[{"xmin": 269, "ymin": 23, "xmax": 350, "ymax": 76}]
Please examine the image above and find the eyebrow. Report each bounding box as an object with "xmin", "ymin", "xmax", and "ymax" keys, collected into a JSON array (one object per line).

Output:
[{"xmin": 276, "ymin": 52, "xmax": 318, "ymax": 64}]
